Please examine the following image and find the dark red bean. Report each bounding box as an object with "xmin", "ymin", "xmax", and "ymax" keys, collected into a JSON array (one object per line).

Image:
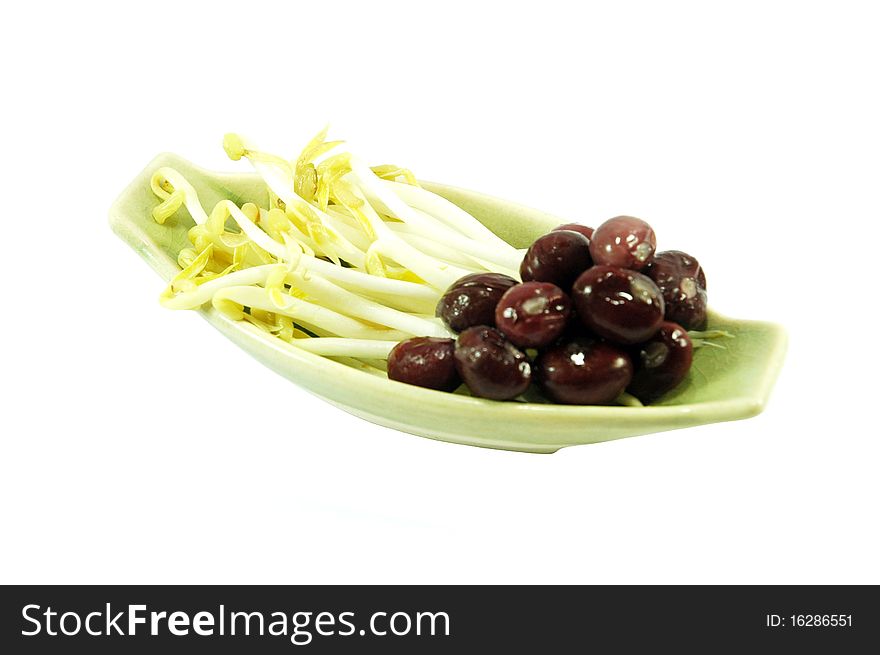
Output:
[
  {"xmin": 387, "ymin": 337, "xmax": 460, "ymax": 391},
  {"xmin": 535, "ymin": 338, "xmax": 633, "ymax": 405},
  {"xmin": 495, "ymin": 282, "xmax": 571, "ymax": 349},
  {"xmin": 559, "ymin": 313, "xmax": 598, "ymax": 342},
  {"xmin": 436, "ymin": 272, "xmax": 518, "ymax": 332},
  {"xmin": 454, "ymin": 326, "xmax": 531, "ymax": 400},
  {"xmin": 520, "ymin": 230, "xmax": 592, "ymax": 289},
  {"xmin": 589, "ymin": 216, "xmax": 657, "ymax": 271},
  {"xmin": 627, "ymin": 322, "xmax": 693, "ymax": 402},
  {"xmin": 572, "ymin": 266, "xmax": 665, "ymax": 345},
  {"xmin": 644, "ymin": 250, "xmax": 708, "ymax": 330},
  {"xmin": 553, "ymin": 223, "xmax": 594, "ymax": 242}
]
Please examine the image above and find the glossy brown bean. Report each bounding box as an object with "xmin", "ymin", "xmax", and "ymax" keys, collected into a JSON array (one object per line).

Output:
[
  {"xmin": 572, "ymin": 266, "xmax": 665, "ymax": 345},
  {"xmin": 589, "ymin": 216, "xmax": 656, "ymax": 271},
  {"xmin": 387, "ymin": 337, "xmax": 461, "ymax": 391},
  {"xmin": 520, "ymin": 230, "xmax": 592, "ymax": 289},
  {"xmin": 644, "ymin": 250, "xmax": 708, "ymax": 330},
  {"xmin": 495, "ymin": 282, "xmax": 571, "ymax": 349},
  {"xmin": 553, "ymin": 223, "xmax": 594, "ymax": 242},
  {"xmin": 454, "ymin": 326, "xmax": 532, "ymax": 400},
  {"xmin": 627, "ymin": 322, "xmax": 693, "ymax": 402},
  {"xmin": 435, "ymin": 272, "xmax": 518, "ymax": 332},
  {"xmin": 535, "ymin": 338, "xmax": 633, "ymax": 405}
]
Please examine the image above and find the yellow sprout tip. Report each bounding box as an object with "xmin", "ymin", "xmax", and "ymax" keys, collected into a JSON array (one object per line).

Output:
[{"xmin": 223, "ymin": 133, "xmax": 246, "ymax": 161}]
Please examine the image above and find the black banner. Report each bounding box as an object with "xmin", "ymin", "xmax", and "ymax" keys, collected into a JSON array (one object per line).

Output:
[{"xmin": 1, "ymin": 585, "xmax": 875, "ymax": 653}]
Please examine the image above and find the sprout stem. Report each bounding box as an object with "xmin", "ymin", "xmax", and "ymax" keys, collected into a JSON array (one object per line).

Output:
[
  {"xmin": 287, "ymin": 271, "xmax": 452, "ymax": 338},
  {"xmin": 689, "ymin": 329, "xmax": 734, "ymax": 350},
  {"xmin": 386, "ymin": 180, "xmax": 515, "ymax": 249},
  {"xmin": 616, "ymin": 392, "xmax": 645, "ymax": 407},
  {"xmin": 213, "ymin": 286, "xmax": 408, "ymax": 341},
  {"xmin": 289, "ymin": 338, "xmax": 398, "ymax": 359},
  {"xmin": 151, "ymin": 167, "xmax": 209, "ymax": 225}
]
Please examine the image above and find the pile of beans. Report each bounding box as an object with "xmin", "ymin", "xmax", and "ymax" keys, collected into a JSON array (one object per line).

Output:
[{"xmin": 388, "ymin": 216, "xmax": 708, "ymax": 405}]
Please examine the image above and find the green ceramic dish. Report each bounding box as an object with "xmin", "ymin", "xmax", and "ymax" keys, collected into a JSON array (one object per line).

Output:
[{"xmin": 109, "ymin": 153, "xmax": 787, "ymax": 453}]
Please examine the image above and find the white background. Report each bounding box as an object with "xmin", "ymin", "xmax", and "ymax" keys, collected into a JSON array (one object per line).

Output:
[{"xmin": 2, "ymin": 1, "xmax": 878, "ymax": 584}]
